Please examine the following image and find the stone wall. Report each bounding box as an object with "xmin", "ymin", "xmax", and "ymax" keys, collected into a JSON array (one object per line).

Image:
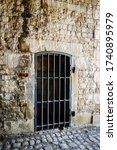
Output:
[{"xmin": 0, "ymin": 0, "xmax": 100, "ymax": 134}]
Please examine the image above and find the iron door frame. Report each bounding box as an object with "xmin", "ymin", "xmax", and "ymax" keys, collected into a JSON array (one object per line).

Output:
[{"xmin": 34, "ymin": 51, "xmax": 72, "ymax": 131}]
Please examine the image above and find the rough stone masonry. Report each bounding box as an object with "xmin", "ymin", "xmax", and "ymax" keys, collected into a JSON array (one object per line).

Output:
[{"xmin": 0, "ymin": 0, "xmax": 100, "ymax": 134}]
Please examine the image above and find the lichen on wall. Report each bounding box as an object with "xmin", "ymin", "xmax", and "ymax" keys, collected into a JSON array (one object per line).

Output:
[{"xmin": 0, "ymin": 0, "xmax": 100, "ymax": 134}]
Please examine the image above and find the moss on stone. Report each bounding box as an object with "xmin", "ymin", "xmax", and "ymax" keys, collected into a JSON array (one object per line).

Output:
[
  {"xmin": 18, "ymin": 39, "xmax": 30, "ymax": 52},
  {"xmin": 26, "ymin": 107, "xmax": 32, "ymax": 119},
  {"xmin": 19, "ymin": 123, "xmax": 30, "ymax": 130}
]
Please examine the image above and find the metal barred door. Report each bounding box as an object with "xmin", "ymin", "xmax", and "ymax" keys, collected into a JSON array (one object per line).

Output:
[{"xmin": 35, "ymin": 52, "xmax": 72, "ymax": 131}]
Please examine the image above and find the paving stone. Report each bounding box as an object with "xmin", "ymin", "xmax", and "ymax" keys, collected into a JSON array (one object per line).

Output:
[
  {"xmin": 61, "ymin": 132, "xmax": 65, "ymax": 136},
  {"xmin": 86, "ymin": 146, "xmax": 94, "ymax": 150},
  {"xmin": 51, "ymin": 134, "xmax": 56, "ymax": 138},
  {"xmin": 0, "ymin": 126, "xmax": 100, "ymax": 150},
  {"xmin": 79, "ymin": 144, "xmax": 86, "ymax": 149},
  {"xmin": 68, "ymin": 142, "xmax": 77, "ymax": 148},
  {"xmin": 62, "ymin": 135, "xmax": 68, "ymax": 140},
  {"xmin": 13, "ymin": 143, "xmax": 21, "ymax": 148},
  {"xmin": 35, "ymin": 136, "xmax": 41, "ymax": 140},
  {"xmin": 53, "ymin": 137, "xmax": 58, "ymax": 142},
  {"xmin": 42, "ymin": 138, "xmax": 47, "ymax": 143},
  {"xmin": 74, "ymin": 140, "xmax": 81, "ymax": 145},
  {"xmin": 29, "ymin": 140, "xmax": 35, "ymax": 146},
  {"xmin": 22, "ymin": 141, "xmax": 29, "ymax": 146},
  {"xmin": 46, "ymin": 135, "xmax": 53, "ymax": 142},
  {"xmin": 36, "ymin": 139, "xmax": 41, "ymax": 144},
  {"xmin": 53, "ymin": 141, "xmax": 59, "ymax": 145},
  {"xmin": 40, "ymin": 148, "xmax": 44, "ymax": 150},
  {"xmin": 59, "ymin": 143, "xmax": 69, "ymax": 149},
  {"xmin": 58, "ymin": 137, "xmax": 63, "ymax": 142},
  {"xmin": 24, "ymin": 138, "xmax": 29, "ymax": 141},
  {"xmin": 66, "ymin": 139, "xmax": 72, "ymax": 143},
  {"xmin": 66, "ymin": 131, "xmax": 71, "ymax": 135},
  {"xmin": 55, "ymin": 132, "xmax": 61, "ymax": 137},
  {"xmin": 21, "ymin": 146, "xmax": 28, "ymax": 150},
  {"xmin": 30, "ymin": 136, "xmax": 35, "ymax": 140},
  {"xmin": 16, "ymin": 138, "xmax": 23, "ymax": 143},
  {"xmin": 3, "ymin": 141, "xmax": 9, "ymax": 145},
  {"xmin": 11, "ymin": 139, "xmax": 16, "ymax": 143},
  {"xmin": 34, "ymin": 144, "xmax": 43, "ymax": 149},
  {"xmin": 4, "ymin": 144, "xmax": 11, "ymax": 149},
  {"xmin": 69, "ymin": 135, "xmax": 73, "ymax": 139},
  {"xmin": 27, "ymin": 146, "xmax": 34, "ymax": 150},
  {"xmin": 96, "ymin": 143, "xmax": 100, "ymax": 147},
  {"xmin": 83, "ymin": 141, "xmax": 89, "ymax": 146},
  {"xmin": 93, "ymin": 147, "xmax": 100, "ymax": 150},
  {"xmin": 44, "ymin": 144, "xmax": 53, "ymax": 150},
  {"xmin": 39, "ymin": 131, "xmax": 43, "ymax": 135},
  {"xmin": 71, "ymin": 130, "xmax": 77, "ymax": 134}
]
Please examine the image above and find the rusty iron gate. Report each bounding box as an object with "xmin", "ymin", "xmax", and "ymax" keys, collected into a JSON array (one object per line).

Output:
[{"xmin": 34, "ymin": 52, "xmax": 72, "ymax": 131}]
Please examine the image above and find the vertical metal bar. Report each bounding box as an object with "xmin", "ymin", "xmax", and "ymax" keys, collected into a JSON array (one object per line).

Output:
[
  {"xmin": 69, "ymin": 56, "xmax": 72, "ymax": 126},
  {"xmin": 53, "ymin": 54, "xmax": 55, "ymax": 128},
  {"xmin": 59, "ymin": 55, "xmax": 61, "ymax": 127},
  {"xmin": 64, "ymin": 56, "xmax": 66, "ymax": 127},
  {"xmin": 41, "ymin": 55, "xmax": 43, "ymax": 130},
  {"xmin": 47, "ymin": 54, "xmax": 49, "ymax": 129},
  {"xmin": 34, "ymin": 53, "xmax": 37, "ymax": 131}
]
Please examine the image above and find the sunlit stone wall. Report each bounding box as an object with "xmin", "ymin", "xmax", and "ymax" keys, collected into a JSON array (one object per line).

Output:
[{"xmin": 0, "ymin": 0, "xmax": 100, "ymax": 134}]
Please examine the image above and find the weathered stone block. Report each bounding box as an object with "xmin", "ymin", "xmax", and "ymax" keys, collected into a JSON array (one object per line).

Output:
[
  {"xmin": 26, "ymin": 107, "xmax": 32, "ymax": 119},
  {"xmin": 18, "ymin": 39, "xmax": 30, "ymax": 52},
  {"xmin": 85, "ymin": 0, "xmax": 91, "ymax": 4},
  {"xmin": 94, "ymin": 71, "xmax": 100, "ymax": 83},
  {"xmin": 73, "ymin": 113, "xmax": 92, "ymax": 124},
  {"xmin": 2, "ymin": 16, "xmax": 9, "ymax": 22},
  {"xmin": 19, "ymin": 123, "xmax": 30, "ymax": 130},
  {"xmin": 92, "ymin": 0, "xmax": 99, "ymax": 6},
  {"xmin": 95, "ymin": 29, "xmax": 99, "ymax": 40},
  {"xmin": 93, "ymin": 113, "xmax": 100, "ymax": 125}
]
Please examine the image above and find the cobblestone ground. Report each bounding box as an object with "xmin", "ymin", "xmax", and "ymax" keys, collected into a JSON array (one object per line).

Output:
[{"xmin": 0, "ymin": 126, "xmax": 100, "ymax": 150}]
